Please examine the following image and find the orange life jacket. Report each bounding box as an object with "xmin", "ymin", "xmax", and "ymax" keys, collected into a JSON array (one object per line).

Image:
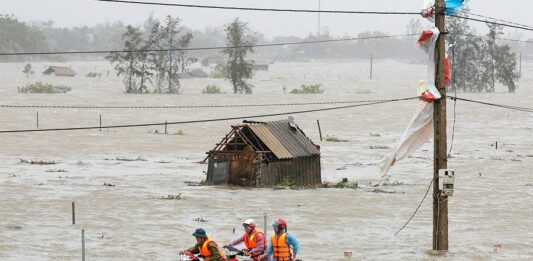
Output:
[
  {"xmin": 243, "ymin": 230, "xmax": 267, "ymax": 257},
  {"xmin": 271, "ymin": 233, "xmax": 291, "ymax": 261},
  {"xmin": 199, "ymin": 238, "xmax": 227, "ymax": 260}
]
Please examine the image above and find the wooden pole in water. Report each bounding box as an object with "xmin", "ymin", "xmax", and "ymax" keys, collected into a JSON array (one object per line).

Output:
[
  {"xmin": 433, "ymin": 0, "xmax": 448, "ymax": 251},
  {"xmin": 81, "ymin": 229, "xmax": 86, "ymax": 261},
  {"xmin": 370, "ymin": 54, "xmax": 373, "ymax": 80},
  {"xmin": 72, "ymin": 202, "xmax": 76, "ymax": 225},
  {"xmin": 99, "ymin": 114, "xmax": 102, "ymax": 132},
  {"xmin": 36, "ymin": 112, "xmax": 39, "ymax": 128},
  {"xmin": 165, "ymin": 121, "xmax": 168, "ymax": 134},
  {"xmin": 316, "ymin": 120, "xmax": 323, "ymax": 142}
]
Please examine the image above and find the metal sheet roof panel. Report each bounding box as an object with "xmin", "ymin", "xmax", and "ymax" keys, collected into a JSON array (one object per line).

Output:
[{"xmin": 248, "ymin": 120, "xmax": 319, "ymax": 159}]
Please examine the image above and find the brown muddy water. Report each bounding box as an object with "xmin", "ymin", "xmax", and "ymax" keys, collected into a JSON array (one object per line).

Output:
[{"xmin": 0, "ymin": 61, "xmax": 532, "ymax": 260}]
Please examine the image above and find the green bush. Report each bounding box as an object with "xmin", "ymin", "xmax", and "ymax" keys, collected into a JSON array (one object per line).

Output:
[
  {"xmin": 20, "ymin": 82, "xmax": 56, "ymax": 93},
  {"xmin": 279, "ymin": 176, "xmax": 295, "ymax": 187},
  {"xmin": 202, "ymin": 85, "xmax": 222, "ymax": 94},
  {"xmin": 290, "ymin": 84, "xmax": 324, "ymax": 94}
]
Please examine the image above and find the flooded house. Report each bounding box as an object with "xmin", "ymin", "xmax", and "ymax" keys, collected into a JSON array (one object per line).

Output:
[
  {"xmin": 206, "ymin": 117, "xmax": 321, "ymax": 187},
  {"xmin": 42, "ymin": 66, "xmax": 76, "ymax": 77}
]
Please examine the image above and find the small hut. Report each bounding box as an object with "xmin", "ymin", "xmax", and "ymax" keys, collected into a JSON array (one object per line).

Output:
[
  {"xmin": 206, "ymin": 117, "xmax": 321, "ymax": 187},
  {"xmin": 43, "ymin": 66, "xmax": 76, "ymax": 77},
  {"xmin": 253, "ymin": 63, "xmax": 269, "ymax": 71}
]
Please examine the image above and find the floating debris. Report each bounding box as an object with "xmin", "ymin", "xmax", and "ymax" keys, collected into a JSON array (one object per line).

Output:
[
  {"xmin": 161, "ymin": 193, "xmax": 182, "ymax": 200},
  {"xmin": 45, "ymin": 169, "xmax": 67, "ymax": 173},
  {"xmin": 20, "ymin": 159, "xmax": 57, "ymax": 165},
  {"xmin": 370, "ymin": 145, "xmax": 390, "ymax": 150},
  {"xmin": 372, "ymin": 188, "xmax": 403, "ymax": 194},
  {"xmin": 6, "ymin": 226, "xmax": 23, "ymax": 231},
  {"xmin": 193, "ymin": 217, "xmax": 208, "ymax": 223}
]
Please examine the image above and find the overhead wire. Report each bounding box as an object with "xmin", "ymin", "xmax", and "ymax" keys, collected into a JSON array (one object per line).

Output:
[
  {"xmin": 0, "ymin": 98, "xmax": 415, "ymax": 109},
  {"xmin": 459, "ymin": 11, "xmax": 533, "ymax": 31},
  {"xmin": 0, "ymin": 97, "xmax": 418, "ymax": 134},
  {"xmin": 93, "ymin": 0, "xmax": 533, "ymax": 33},
  {"xmin": 0, "ymin": 34, "xmax": 417, "ymax": 56},
  {"xmin": 448, "ymin": 14, "xmax": 533, "ymax": 32},
  {"xmin": 93, "ymin": 0, "xmax": 419, "ymax": 15},
  {"xmin": 448, "ymin": 96, "xmax": 533, "ymax": 113},
  {"xmin": 394, "ymin": 178, "xmax": 433, "ymax": 236}
]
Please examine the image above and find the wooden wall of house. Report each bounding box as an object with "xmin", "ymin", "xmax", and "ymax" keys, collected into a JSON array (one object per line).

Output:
[
  {"xmin": 258, "ymin": 156, "xmax": 321, "ymax": 187},
  {"xmin": 228, "ymin": 145, "xmax": 257, "ymax": 186}
]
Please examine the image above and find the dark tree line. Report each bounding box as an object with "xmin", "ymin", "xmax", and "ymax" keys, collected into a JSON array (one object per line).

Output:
[{"xmin": 0, "ymin": 14, "xmax": 49, "ymax": 62}]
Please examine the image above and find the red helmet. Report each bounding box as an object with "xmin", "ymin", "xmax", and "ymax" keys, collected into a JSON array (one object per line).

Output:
[{"xmin": 276, "ymin": 218, "xmax": 287, "ymax": 231}]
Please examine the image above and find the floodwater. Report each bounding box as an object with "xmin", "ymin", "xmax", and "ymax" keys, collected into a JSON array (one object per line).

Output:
[{"xmin": 0, "ymin": 60, "xmax": 532, "ymax": 260}]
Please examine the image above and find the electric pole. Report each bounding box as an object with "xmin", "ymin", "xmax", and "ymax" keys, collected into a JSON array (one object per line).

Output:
[{"xmin": 433, "ymin": 0, "xmax": 448, "ymax": 251}]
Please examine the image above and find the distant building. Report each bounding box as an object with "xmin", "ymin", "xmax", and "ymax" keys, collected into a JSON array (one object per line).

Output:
[
  {"xmin": 252, "ymin": 60, "xmax": 271, "ymax": 71},
  {"xmin": 206, "ymin": 118, "xmax": 321, "ymax": 187},
  {"xmin": 253, "ymin": 63, "xmax": 269, "ymax": 71},
  {"xmin": 177, "ymin": 68, "xmax": 209, "ymax": 79},
  {"xmin": 43, "ymin": 66, "xmax": 76, "ymax": 77}
]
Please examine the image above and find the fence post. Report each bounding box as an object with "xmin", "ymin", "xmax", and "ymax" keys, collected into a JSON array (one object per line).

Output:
[
  {"xmin": 72, "ymin": 202, "xmax": 75, "ymax": 225},
  {"xmin": 370, "ymin": 54, "xmax": 373, "ymax": 80},
  {"xmin": 81, "ymin": 229, "xmax": 86, "ymax": 261},
  {"xmin": 317, "ymin": 120, "xmax": 323, "ymax": 142}
]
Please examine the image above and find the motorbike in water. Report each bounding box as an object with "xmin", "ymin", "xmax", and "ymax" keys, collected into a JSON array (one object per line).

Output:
[{"xmin": 178, "ymin": 246, "xmax": 252, "ymax": 261}]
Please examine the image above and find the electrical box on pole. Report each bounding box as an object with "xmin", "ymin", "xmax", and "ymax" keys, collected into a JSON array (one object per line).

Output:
[{"xmin": 439, "ymin": 169, "xmax": 455, "ymax": 197}]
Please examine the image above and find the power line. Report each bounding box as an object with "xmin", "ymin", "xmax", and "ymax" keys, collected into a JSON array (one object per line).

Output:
[
  {"xmin": 0, "ymin": 98, "xmax": 412, "ymax": 109},
  {"xmin": 0, "ymin": 34, "xmax": 416, "ymax": 56},
  {"xmin": 459, "ymin": 11, "xmax": 533, "ymax": 31},
  {"xmin": 94, "ymin": 0, "xmax": 419, "ymax": 15},
  {"xmin": 449, "ymin": 14, "xmax": 533, "ymax": 32},
  {"xmin": 0, "ymin": 97, "xmax": 417, "ymax": 134},
  {"xmin": 452, "ymin": 33, "xmax": 533, "ymax": 44},
  {"xmin": 448, "ymin": 96, "xmax": 533, "ymax": 113},
  {"xmin": 395, "ymin": 179, "xmax": 433, "ymax": 236},
  {"xmin": 2, "ymin": 31, "xmax": 531, "ymax": 57},
  {"xmin": 92, "ymin": 0, "xmax": 533, "ymax": 33}
]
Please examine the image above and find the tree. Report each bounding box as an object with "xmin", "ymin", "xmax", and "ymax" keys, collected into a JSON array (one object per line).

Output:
[
  {"xmin": 223, "ymin": 18, "xmax": 257, "ymax": 94},
  {"xmin": 22, "ymin": 63, "xmax": 33, "ymax": 77},
  {"xmin": 484, "ymin": 24, "xmax": 518, "ymax": 93},
  {"xmin": 447, "ymin": 10, "xmax": 483, "ymax": 92},
  {"xmin": 405, "ymin": 18, "xmax": 423, "ymax": 35},
  {"xmin": 151, "ymin": 16, "xmax": 192, "ymax": 94},
  {"xmin": 448, "ymin": 9, "xmax": 519, "ymax": 93},
  {"xmin": 106, "ymin": 25, "xmax": 149, "ymax": 93}
]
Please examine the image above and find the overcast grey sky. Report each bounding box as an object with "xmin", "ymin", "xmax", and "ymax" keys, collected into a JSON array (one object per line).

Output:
[{"xmin": 1, "ymin": 0, "xmax": 532, "ymax": 38}]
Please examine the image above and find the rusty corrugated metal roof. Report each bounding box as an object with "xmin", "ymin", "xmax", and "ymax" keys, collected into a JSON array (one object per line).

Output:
[
  {"xmin": 248, "ymin": 120, "xmax": 319, "ymax": 159},
  {"xmin": 43, "ymin": 66, "xmax": 76, "ymax": 76}
]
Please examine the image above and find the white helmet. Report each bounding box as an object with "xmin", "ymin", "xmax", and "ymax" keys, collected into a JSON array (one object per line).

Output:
[{"xmin": 243, "ymin": 219, "xmax": 256, "ymax": 227}]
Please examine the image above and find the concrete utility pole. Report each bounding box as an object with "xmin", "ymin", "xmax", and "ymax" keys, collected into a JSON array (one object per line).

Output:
[{"xmin": 433, "ymin": 0, "xmax": 448, "ymax": 251}]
